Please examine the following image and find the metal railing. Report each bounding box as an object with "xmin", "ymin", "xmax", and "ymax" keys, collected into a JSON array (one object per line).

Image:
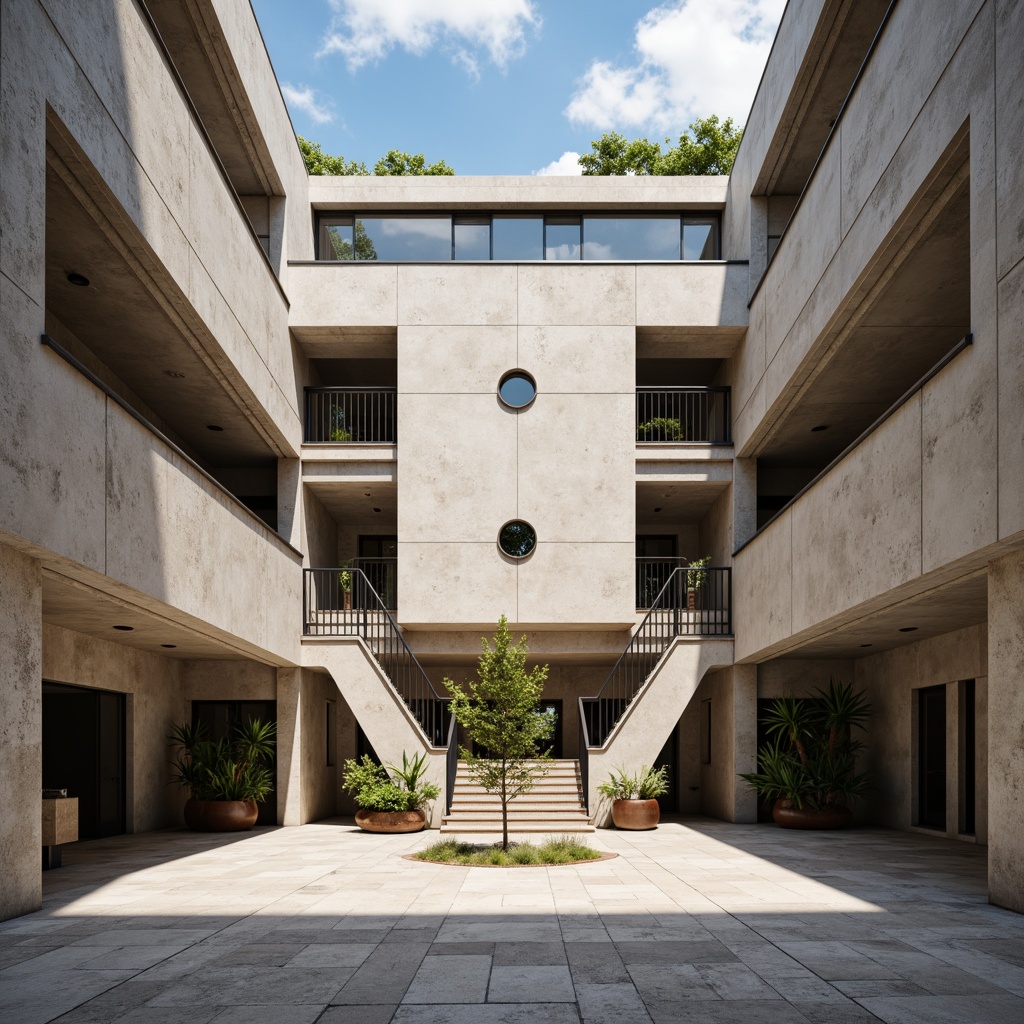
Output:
[
  {"xmin": 303, "ymin": 568, "xmax": 449, "ymax": 745},
  {"xmin": 578, "ymin": 699, "xmax": 591, "ymax": 813},
  {"xmin": 636, "ymin": 557, "xmax": 689, "ymax": 609},
  {"xmin": 582, "ymin": 566, "xmax": 732, "ymax": 749},
  {"xmin": 305, "ymin": 387, "xmax": 397, "ymax": 443},
  {"xmin": 636, "ymin": 387, "xmax": 731, "ymax": 444},
  {"xmin": 351, "ymin": 557, "xmax": 397, "ymax": 611},
  {"xmin": 445, "ymin": 714, "xmax": 459, "ymax": 814}
]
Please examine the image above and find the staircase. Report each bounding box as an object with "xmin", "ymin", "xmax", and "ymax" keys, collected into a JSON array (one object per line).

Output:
[{"xmin": 441, "ymin": 759, "xmax": 594, "ymax": 834}]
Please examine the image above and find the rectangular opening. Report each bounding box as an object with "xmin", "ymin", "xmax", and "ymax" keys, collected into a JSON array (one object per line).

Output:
[
  {"xmin": 583, "ymin": 216, "xmax": 681, "ymax": 261},
  {"xmin": 959, "ymin": 679, "xmax": 976, "ymax": 836},
  {"xmin": 545, "ymin": 217, "xmax": 581, "ymax": 260},
  {"xmin": 917, "ymin": 685, "xmax": 946, "ymax": 830},
  {"xmin": 453, "ymin": 217, "xmax": 491, "ymax": 260}
]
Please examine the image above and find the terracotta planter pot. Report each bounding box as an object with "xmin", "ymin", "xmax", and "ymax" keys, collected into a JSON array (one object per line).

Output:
[
  {"xmin": 184, "ymin": 798, "xmax": 259, "ymax": 832},
  {"xmin": 355, "ymin": 809, "xmax": 427, "ymax": 834},
  {"xmin": 610, "ymin": 798, "xmax": 660, "ymax": 830},
  {"xmin": 773, "ymin": 798, "xmax": 852, "ymax": 830}
]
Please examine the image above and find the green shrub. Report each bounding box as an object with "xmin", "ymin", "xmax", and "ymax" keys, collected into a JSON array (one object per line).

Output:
[
  {"xmin": 170, "ymin": 718, "xmax": 276, "ymax": 802},
  {"xmin": 598, "ymin": 764, "xmax": 669, "ymax": 801},
  {"xmin": 637, "ymin": 417, "xmax": 683, "ymax": 441},
  {"xmin": 414, "ymin": 838, "xmax": 601, "ymax": 866},
  {"xmin": 341, "ymin": 752, "xmax": 440, "ymax": 812}
]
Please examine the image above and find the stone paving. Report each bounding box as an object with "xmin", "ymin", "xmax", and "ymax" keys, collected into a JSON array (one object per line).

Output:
[{"xmin": 2, "ymin": 819, "xmax": 1023, "ymax": 1023}]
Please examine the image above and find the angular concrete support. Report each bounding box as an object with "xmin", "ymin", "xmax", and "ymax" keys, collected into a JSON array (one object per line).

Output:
[
  {"xmin": 733, "ymin": 458, "xmax": 757, "ymax": 552},
  {"xmin": 587, "ymin": 639, "xmax": 734, "ymax": 825},
  {"xmin": 276, "ymin": 666, "xmax": 303, "ymax": 826},
  {"xmin": 0, "ymin": 545, "xmax": 43, "ymax": 921},
  {"xmin": 988, "ymin": 547, "xmax": 1024, "ymax": 912},
  {"xmin": 301, "ymin": 639, "xmax": 446, "ymax": 826},
  {"xmin": 277, "ymin": 457, "xmax": 302, "ymax": 553}
]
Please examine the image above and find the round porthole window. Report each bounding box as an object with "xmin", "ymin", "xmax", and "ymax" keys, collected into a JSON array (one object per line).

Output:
[
  {"xmin": 498, "ymin": 520, "xmax": 537, "ymax": 559},
  {"xmin": 498, "ymin": 370, "xmax": 537, "ymax": 409}
]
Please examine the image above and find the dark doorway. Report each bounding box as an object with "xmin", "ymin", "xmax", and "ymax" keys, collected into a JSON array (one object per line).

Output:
[
  {"xmin": 962, "ymin": 679, "xmax": 976, "ymax": 836},
  {"xmin": 42, "ymin": 681, "xmax": 126, "ymax": 840},
  {"xmin": 636, "ymin": 535, "xmax": 678, "ymax": 609},
  {"xmin": 192, "ymin": 700, "xmax": 277, "ymax": 826},
  {"xmin": 470, "ymin": 700, "xmax": 563, "ymax": 759},
  {"xmin": 358, "ymin": 535, "xmax": 397, "ymax": 609},
  {"xmin": 655, "ymin": 723, "xmax": 678, "ymax": 813},
  {"xmin": 918, "ymin": 686, "xmax": 946, "ymax": 830}
]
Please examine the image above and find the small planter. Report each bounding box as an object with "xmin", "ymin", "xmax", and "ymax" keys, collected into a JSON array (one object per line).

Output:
[
  {"xmin": 773, "ymin": 798, "xmax": 852, "ymax": 830},
  {"xmin": 184, "ymin": 798, "xmax": 259, "ymax": 832},
  {"xmin": 610, "ymin": 798, "xmax": 660, "ymax": 830},
  {"xmin": 355, "ymin": 809, "xmax": 427, "ymax": 834}
]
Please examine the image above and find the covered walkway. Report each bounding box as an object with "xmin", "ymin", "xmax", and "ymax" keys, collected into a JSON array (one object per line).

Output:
[{"xmin": 2, "ymin": 820, "xmax": 1022, "ymax": 1023}]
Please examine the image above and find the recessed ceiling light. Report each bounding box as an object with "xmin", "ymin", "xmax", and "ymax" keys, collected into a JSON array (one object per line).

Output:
[
  {"xmin": 161, "ymin": 643, "xmax": 177, "ymax": 649},
  {"xmin": 113, "ymin": 625, "xmax": 134, "ymax": 631},
  {"xmin": 164, "ymin": 370, "xmax": 186, "ymax": 379},
  {"xmin": 859, "ymin": 643, "xmax": 873, "ymax": 648},
  {"xmin": 811, "ymin": 424, "xmax": 829, "ymax": 432},
  {"xmin": 67, "ymin": 272, "xmax": 90, "ymax": 287},
  {"xmin": 653, "ymin": 507, "xmax": 662, "ymax": 512},
  {"xmin": 372, "ymin": 507, "xmax": 381, "ymax": 513},
  {"xmin": 898, "ymin": 626, "xmax": 918, "ymax": 633},
  {"xmin": 364, "ymin": 492, "xmax": 371, "ymax": 497},
  {"xmin": 206, "ymin": 424, "xmax": 224, "ymax": 432}
]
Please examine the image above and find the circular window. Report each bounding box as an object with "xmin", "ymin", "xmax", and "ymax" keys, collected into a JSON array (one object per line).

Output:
[
  {"xmin": 498, "ymin": 520, "xmax": 537, "ymax": 559},
  {"xmin": 498, "ymin": 370, "xmax": 537, "ymax": 409}
]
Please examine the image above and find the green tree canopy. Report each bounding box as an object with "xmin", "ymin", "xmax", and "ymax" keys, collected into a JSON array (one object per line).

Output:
[
  {"xmin": 579, "ymin": 115, "xmax": 743, "ymax": 176},
  {"xmin": 443, "ymin": 616, "xmax": 552, "ymax": 850},
  {"xmin": 297, "ymin": 136, "xmax": 455, "ymax": 176}
]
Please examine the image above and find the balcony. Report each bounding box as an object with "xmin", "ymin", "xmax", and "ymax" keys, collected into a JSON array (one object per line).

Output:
[
  {"xmin": 305, "ymin": 388, "xmax": 397, "ymax": 444},
  {"xmin": 636, "ymin": 387, "xmax": 731, "ymax": 445}
]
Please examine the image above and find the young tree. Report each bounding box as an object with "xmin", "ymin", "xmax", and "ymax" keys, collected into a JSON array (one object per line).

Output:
[
  {"xmin": 297, "ymin": 135, "xmax": 367, "ymax": 176},
  {"xmin": 580, "ymin": 115, "xmax": 743, "ymax": 176},
  {"xmin": 297, "ymin": 138, "xmax": 456, "ymax": 177},
  {"xmin": 372, "ymin": 149, "xmax": 455, "ymax": 176},
  {"xmin": 443, "ymin": 616, "xmax": 552, "ymax": 850}
]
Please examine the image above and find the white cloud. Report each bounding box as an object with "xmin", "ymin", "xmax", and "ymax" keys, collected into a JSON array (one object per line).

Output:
[
  {"xmin": 565, "ymin": 0, "xmax": 785, "ymax": 132},
  {"xmin": 281, "ymin": 83, "xmax": 334, "ymax": 124},
  {"xmin": 320, "ymin": 0, "xmax": 539, "ymax": 73},
  {"xmin": 534, "ymin": 151, "xmax": 583, "ymax": 176}
]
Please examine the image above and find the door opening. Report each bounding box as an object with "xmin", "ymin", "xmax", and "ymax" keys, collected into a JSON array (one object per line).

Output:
[{"xmin": 918, "ymin": 685, "xmax": 946, "ymax": 830}]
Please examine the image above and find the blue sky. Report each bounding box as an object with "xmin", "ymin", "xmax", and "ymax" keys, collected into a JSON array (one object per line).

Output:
[{"xmin": 250, "ymin": 0, "xmax": 786, "ymax": 175}]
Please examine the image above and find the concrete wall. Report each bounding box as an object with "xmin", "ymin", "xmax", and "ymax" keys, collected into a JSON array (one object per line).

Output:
[
  {"xmin": 988, "ymin": 548, "xmax": 1024, "ymax": 911},
  {"xmin": 0, "ymin": 545, "xmax": 43, "ymax": 921},
  {"xmin": 43, "ymin": 625, "xmax": 186, "ymax": 833},
  {"xmin": 852, "ymin": 624, "xmax": 988, "ymax": 842}
]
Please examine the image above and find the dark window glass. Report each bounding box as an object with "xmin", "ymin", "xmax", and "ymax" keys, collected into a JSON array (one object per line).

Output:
[
  {"xmin": 583, "ymin": 217, "xmax": 681, "ymax": 260},
  {"xmin": 498, "ymin": 371, "xmax": 536, "ymax": 408},
  {"xmin": 499, "ymin": 520, "xmax": 536, "ymax": 558},
  {"xmin": 492, "ymin": 217, "xmax": 543, "ymax": 260},
  {"xmin": 320, "ymin": 219, "xmax": 354, "ymax": 259},
  {"xmin": 545, "ymin": 217, "xmax": 581, "ymax": 260},
  {"xmin": 354, "ymin": 217, "xmax": 452, "ymax": 261},
  {"xmin": 454, "ymin": 218, "xmax": 490, "ymax": 260},
  {"xmin": 683, "ymin": 218, "xmax": 719, "ymax": 260}
]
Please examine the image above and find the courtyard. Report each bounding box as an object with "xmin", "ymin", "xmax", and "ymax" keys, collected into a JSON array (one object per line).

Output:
[{"xmin": 1, "ymin": 821, "xmax": 1021, "ymax": 1024}]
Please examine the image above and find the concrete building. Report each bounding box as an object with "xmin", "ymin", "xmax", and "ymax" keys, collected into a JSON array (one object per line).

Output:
[{"xmin": 1, "ymin": 0, "xmax": 1022, "ymax": 923}]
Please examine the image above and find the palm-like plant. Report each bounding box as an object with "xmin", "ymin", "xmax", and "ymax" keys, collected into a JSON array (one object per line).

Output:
[
  {"xmin": 739, "ymin": 679, "xmax": 872, "ymax": 812},
  {"xmin": 170, "ymin": 718, "xmax": 276, "ymax": 803}
]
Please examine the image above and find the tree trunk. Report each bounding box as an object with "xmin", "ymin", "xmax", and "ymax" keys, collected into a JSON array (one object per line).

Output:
[{"xmin": 501, "ymin": 762, "xmax": 509, "ymax": 851}]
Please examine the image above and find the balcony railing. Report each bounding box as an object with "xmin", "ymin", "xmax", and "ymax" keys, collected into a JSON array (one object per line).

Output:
[
  {"xmin": 636, "ymin": 557, "xmax": 690, "ymax": 609},
  {"xmin": 351, "ymin": 557, "xmax": 397, "ymax": 611},
  {"xmin": 636, "ymin": 387, "xmax": 731, "ymax": 444},
  {"xmin": 305, "ymin": 387, "xmax": 397, "ymax": 444}
]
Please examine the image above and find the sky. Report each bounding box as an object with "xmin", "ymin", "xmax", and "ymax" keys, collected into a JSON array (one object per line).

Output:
[{"xmin": 249, "ymin": 0, "xmax": 787, "ymax": 176}]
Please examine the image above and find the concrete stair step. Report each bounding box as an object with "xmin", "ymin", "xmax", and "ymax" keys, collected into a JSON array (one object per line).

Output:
[{"xmin": 439, "ymin": 823, "xmax": 596, "ymax": 834}]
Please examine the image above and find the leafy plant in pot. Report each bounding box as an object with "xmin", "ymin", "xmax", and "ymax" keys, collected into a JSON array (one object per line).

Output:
[
  {"xmin": 686, "ymin": 555, "xmax": 711, "ymax": 610},
  {"xmin": 170, "ymin": 718, "xmax": 276, "ymax": 832},
  {"xmin": 739, "ymin": 678, "xmax": 872, "ymax": 829},
  {"xmin": 598, "ymin": 764, "xmax": 669, "ymax": 830},
  {"xmin": 342, "ymin": 751, "xmax": 440, "ymax": 833}
]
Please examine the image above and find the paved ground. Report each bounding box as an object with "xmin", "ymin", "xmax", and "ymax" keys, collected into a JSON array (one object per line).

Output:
[{"xmin": 2, "ymin": 819, "xmax": 1023, "ymax": 1024}]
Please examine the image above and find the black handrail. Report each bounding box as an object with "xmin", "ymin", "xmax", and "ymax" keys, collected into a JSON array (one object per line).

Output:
[
  {"xmin": 303, "ymin": 568, "xmax": 448, "ymax": 744},
  {"xmin": 445, "ymin": 714, "xmax": 459, "ymax": 814},
  {"xmin": 578, "ymin": 697, "xmax": 591, "ymax": 813},
  {"xmin": 584, "ymin": 566, "xmax": 732, "ymax": 748},
  {"xmin": 304, "ymin": 387, "xmax": 397, "ymax": 443},
  {"xmin": 351, "ymin": 557, "xmax": 397, "ymax": 610},
  {"xmin": 636, "ymin": 387, "xmax": 731, "ymax": 444},
  {"xmin": 636, "ymin": 557, "xmax": 689, "ymax": 609}
]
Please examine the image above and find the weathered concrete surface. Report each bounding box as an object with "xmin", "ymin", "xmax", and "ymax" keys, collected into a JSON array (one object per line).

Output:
[
  {"xmin": 0, "ymin": 545, "xmax": 43, "ymax": 922},
  {"xmin": 587, "ymin": 640, "xmax": 733, "ymax": 823},
  {"xmin": 988, "ymin": 548, "xmax": 1024, "ymax": 912}
]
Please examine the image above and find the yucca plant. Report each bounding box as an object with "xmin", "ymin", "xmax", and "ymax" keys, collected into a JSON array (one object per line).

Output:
[
  {"xmin": 170, "ymin": 718, "xmax": 276, "ymax": 803},
  {"xmin": 739, "ymin": 679, "xmax": 872, "ymax": 813}
]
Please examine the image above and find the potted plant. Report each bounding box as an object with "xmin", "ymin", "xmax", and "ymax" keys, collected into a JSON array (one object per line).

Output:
[
  {"xmin": 598, "ymin": 764, "xmax": 669, "ymax": 830},
  {"xmin": 329, "ymin": 407, "xmax": 352, "ymax": 443},
  {"xmin": 739, "ymin": 678, "xmax": 872, "ymax": 829},
  {"xmin": 338, "ymin": 560, "xmax": 354, "ymax": 610},
  {"xmin": 686, "ymin": 555, "xmax": 711, "ymax": 610},
  {"xmin": 636, "ymin": 417, "xmax": 684, "ymax": 442},
  {"xmin": 342, "ymin": 751, "xmax": 440, "ymax": 833},
  {"xmin": 170, "ymin": 718, "xmax": 276, "ymax": 832}
]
